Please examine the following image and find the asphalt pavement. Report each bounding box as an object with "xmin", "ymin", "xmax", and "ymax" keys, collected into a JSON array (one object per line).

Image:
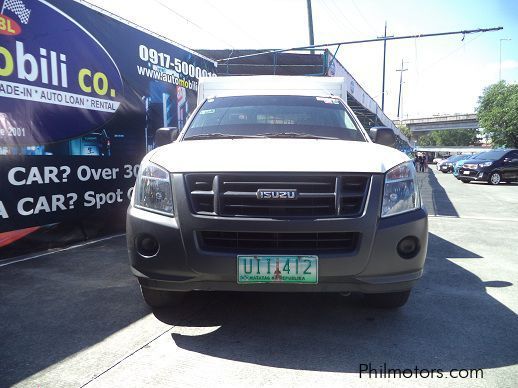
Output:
[{"xmin": 1, "ymin": 167, "xmax": 517, "ymax": 388}]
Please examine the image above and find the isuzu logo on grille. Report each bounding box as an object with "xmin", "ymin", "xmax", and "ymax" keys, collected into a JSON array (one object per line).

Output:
[{"xmin": 256, "ymin": 189, "xmax": 298, "ymax": 199}]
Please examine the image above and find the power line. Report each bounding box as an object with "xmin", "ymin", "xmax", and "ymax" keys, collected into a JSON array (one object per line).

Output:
[
  {"xmin": 151, "ymin": 0, "xmax": 235, "ymax": 48},
  {"xmin": 81, "ymin": 0, "xmax": 185, "ymax": 49},
  {"xmin": 409, "ymin": 33, "xmax": 483, "ymax": 116},
  {"xmin": 200, "ymin": 0, "xmax": 264, "ymax": 47},
  {"xmin": 321, "ymin": 0, "xmax": 349, "ymax": 36},
  {"xmin": 419, "ymin": 33, "xmax": 484, "ymax": 74},
  {"xmin": 217, "ymin": 26, "xmax": 503, "ymax": 62},
  {"xmin": 351, "ymin": 0, "xmax": 378, "ymax": 35},
  {"xmin": 152, "ymin": 0, "xmax": 203, "ymax": 30},
  {"xmin": 327, "ymin": 0, "xmax": 364, "ymax": 36}
]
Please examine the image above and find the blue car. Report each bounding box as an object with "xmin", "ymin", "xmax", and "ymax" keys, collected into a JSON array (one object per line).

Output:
[{"xmin": 439, "ymin": 155, "xmax": 464, "ymax": 173}]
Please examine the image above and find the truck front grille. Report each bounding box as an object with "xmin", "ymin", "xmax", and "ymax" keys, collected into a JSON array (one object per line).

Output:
[
  {"xmin": 185, "ymin": 173, "xmax": 370, "ymax": 218},
  {"xmin": 199, "ymin": 231, "xmax": 360, "ymax": 252}
]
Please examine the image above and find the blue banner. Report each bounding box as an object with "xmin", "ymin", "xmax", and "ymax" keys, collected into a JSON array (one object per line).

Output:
[{"xmin": 0, "ymin": 0, "xmax": 216, "ymax": 239}]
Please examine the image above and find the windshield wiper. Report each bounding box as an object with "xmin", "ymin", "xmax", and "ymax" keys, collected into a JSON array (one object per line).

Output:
[
  {"xmin": 257, "ymin": 132, "xmax": 340, "ymax": 140},
  {"xmin": 183, "ymin": 133, "xmax": 264, "ymax": 141},
  {"xmin": 184, "ymin": 132, "xmax": 341, "ymax": 141}
]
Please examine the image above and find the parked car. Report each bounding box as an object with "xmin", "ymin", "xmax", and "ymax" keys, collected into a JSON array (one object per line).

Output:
[
  {"xmin": 436, "ymin": 158, "xmax": 446, "ymax": 170},
  {"xmin": 127, "ymin": 76, "xmax": 428, "ymax": 309},
  {"xmin": 439, "ymin": 155, "xmax": 464, "ymax": 173},
  {"xmin": 436, "ymin": 156, "xmax": 452, "ymax": 170},
  {"xmin": 457, "ymin": 149, "xmax": 518, "ymax": 184},
  {"xmin": 432, "ymin": 157, "xmax": 444, "ymax": 164},
  {"xmin": 453, "ymin": 153, "xmax": 481, "ymax": 177}
]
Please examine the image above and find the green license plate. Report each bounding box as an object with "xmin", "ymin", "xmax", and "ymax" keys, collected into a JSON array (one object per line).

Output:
[{"xmin": 237, "ymin": 255, "xmax": 318, "ymax": 284}]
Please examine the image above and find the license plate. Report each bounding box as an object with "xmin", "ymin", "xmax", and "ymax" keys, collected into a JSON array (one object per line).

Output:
[
  {"xmin": 463, "ymin": 170, "xmax": 470, "ymax": 175},
  {"xmin": 237, "ymin": 255, "xmax": 318, "ymax": 284}
]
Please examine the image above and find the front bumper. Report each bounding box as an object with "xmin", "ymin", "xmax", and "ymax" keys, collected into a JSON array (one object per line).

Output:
[
  {"xmin": 127, "ymin": 174, "xmax": 428, "ymax": 294},
  {"xmin": 456, "ymin": 168, "xmax": 488, "ymax": 181}
]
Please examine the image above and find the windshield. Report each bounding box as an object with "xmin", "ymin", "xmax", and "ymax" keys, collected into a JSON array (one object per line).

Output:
[
  {"xmin": 183, "ymin": 95, "xmax": 366, "ymax": 142},
  {"xmin": 472, "ymin": 150, "xmax": 507, "ymax": 160},
  {"xmin": 446, "ymin": 155, "xmax": 463, "ymax": 162},
  {"xmin": 458, "ymin": 154, "xmax": 478, "ymax": 161}
]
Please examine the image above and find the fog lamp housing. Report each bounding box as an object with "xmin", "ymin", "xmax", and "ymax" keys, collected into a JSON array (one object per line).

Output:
[
  {"xmin": 397, "ymin": 236, "xmax": 420, "ymax": 259},
  {"xmin": 135, "ymin": 234, "xmax": 160, "ymax": 257}
]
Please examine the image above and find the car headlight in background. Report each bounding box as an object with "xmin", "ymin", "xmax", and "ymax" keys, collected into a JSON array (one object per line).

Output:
[
  {"xmin": 382, "ymin": 161, "xmax": 420, "ymax": 218},
  {"xmin": 134, "ymin": 161, "xmax": 174, "ymax": 216},
  {"xmin": 478, "ymin": 161, "xmax": 493, "ymax": 168}
]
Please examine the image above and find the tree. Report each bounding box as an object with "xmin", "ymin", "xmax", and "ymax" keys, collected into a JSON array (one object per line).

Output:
[
  {"xmin": 417, "ymin": 132, "xmax": 437, "ymax": 146},
  {"xmin": 477, "ymin": 81, "xmax": 518, "ymax": 148},
  {"xmin": 397, "ymin": 124, "xmax": 412, "ymax": 140},
  {"xmin": 416, "ymin": 128, "xmax": 479, "ymax": 146}
]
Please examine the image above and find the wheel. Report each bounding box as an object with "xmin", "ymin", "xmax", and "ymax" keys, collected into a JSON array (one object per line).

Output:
[
  {"xmin": 364, "ymin": 290, "xmax": 411, "ymax": 309},
  {"xmin": 140, "ymin": 286, "xmax": 185, "ymax": 308},
  {"xmin": 488, "ymin": 172, "xmax": 501, "ymax": 185},
  {"xmin": 460, "ymin": 179, "xmax": 470, "ymax": 183}
]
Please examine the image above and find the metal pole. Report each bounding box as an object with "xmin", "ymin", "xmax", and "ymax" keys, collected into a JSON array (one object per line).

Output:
[
  {"xmin": 396, "ymin": 59, "xmax": 408, "ymax": 118},
  {"xmin": 397, "ymin": 70, "xmax": 403, "ymax": 117},
  {"xmin": 499, "ymin": 38, "xmax": 511, "ymax": 81},
  {"xmin": 381, "ymin": 22, "xmax": 387, "ymax": 111},
  {"xmin": 218, "ymin": 27, "xmax": 503, "ymax": 62},
  {"xmin": 499, "ymin": 39, "xmax": 502, "ymax": 81},
  {"xmin": 307, "ymin": 0, "xmax": 315, "ymax": 54}
]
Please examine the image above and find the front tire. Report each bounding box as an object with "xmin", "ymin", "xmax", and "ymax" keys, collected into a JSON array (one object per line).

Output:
[
  {"xmin": 488, "ymin": 172, "xmax": 501, "ymax": 185},
  {"xmin": 365, "ymin": 290, "xmax": 411, "ymax": 308},
  {"xmin": 140, "ymin": 286, "xmax": 185, "ymax": 308}
]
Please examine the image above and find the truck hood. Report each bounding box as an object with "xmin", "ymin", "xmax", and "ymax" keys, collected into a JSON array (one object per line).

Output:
[{"xmin": 150, "ymin": 139, "xmax": 409, "ymax": 173}]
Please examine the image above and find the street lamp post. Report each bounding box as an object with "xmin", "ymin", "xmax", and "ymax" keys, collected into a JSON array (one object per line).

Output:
[{"xmin": 499, "ymin": 38, "xmax": 511, "ymax": 81}]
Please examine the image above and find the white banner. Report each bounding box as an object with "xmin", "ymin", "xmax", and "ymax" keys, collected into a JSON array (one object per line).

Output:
[{"xmin": 0, "ymin": 80, "xmax": 120, "ymax": 113}]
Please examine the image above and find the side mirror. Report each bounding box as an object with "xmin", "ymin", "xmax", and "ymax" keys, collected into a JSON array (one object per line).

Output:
[
  {"xmin": 369, "ymin": 126, "xmax": 395, "ymax": 147},
  {"xmin": 154, "ymin": 127, "xmax": 180, "ymax": 147}
]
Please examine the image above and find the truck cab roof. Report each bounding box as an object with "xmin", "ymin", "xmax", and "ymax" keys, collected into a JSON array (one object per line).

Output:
[{"xmin": 197, "ymin": 76, "xmax": 347, "ymax": 105}]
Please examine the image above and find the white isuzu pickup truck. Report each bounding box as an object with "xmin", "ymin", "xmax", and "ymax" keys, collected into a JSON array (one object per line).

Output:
[{"xmin": 127, "ymin": 76, "xmax": 428, "ymax": 309}]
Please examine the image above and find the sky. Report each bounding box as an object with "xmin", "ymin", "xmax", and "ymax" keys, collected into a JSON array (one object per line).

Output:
[{"xmin": 85, "ymin": 0, "xmax": 518, "ymax": 120}]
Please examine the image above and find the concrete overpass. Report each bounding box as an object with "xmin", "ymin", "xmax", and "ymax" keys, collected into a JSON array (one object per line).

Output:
[
  {"xmin": 415, "ymin": 146, "xmax": 489, "ymax": 154},
  {"xmin": 395, "ymin": 114, "xmax": 478, "ymax": 132}
]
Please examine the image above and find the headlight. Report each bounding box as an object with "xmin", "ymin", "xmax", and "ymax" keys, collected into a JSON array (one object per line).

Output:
[
  {"xmin": 134, "ymin": 161, "xmax": 174, "ymax": 216},
  {"xmin": 479, "ymin": 161, "xmax": 492, "ymax": 168},
  {"xmin": 382, "ymin": 161, "xmax": 420, "ymax": 218}
]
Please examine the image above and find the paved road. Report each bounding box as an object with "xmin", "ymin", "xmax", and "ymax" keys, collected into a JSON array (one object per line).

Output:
[{"xmin": 1, "ymin": 168, "xmax": 517, "ymax": 388}]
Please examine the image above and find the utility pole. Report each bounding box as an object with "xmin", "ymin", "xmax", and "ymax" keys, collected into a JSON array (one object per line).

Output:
[
  {"xmin": 396, "ymin": 59, "xmax": 408, "ymax": 118},
  {"xmin": 499, "ymin": 38, "xmax": 511, "ymax": 81},
  {"xmin": 306, "ymin": 0, "xmax": 315, "ymax": 54},
  {"xmin": 379, "ymin": 22, "xmax": 393, "ymax": 112}
]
